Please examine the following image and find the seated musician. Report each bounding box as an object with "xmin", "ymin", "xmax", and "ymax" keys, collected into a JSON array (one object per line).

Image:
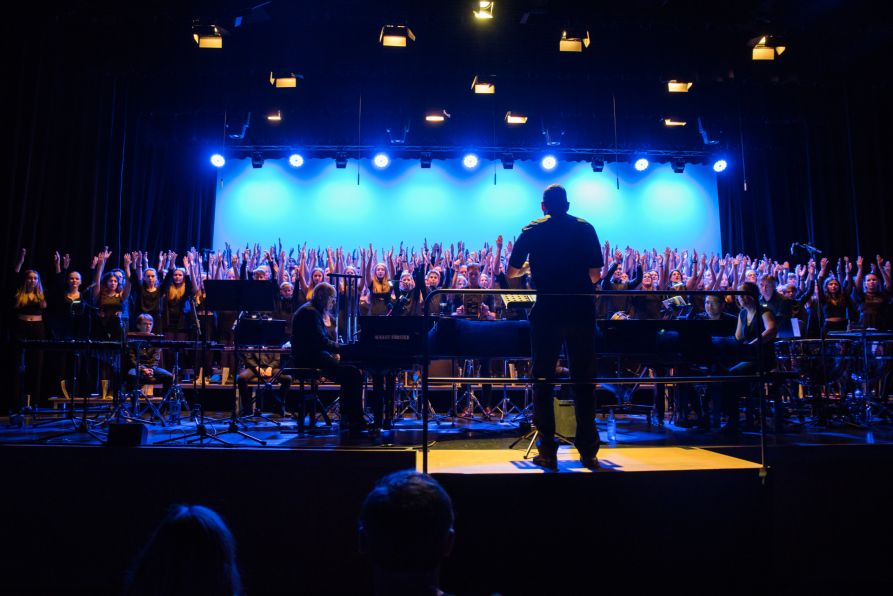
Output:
[
  {"xmin": 722, "ymin": 282, "xmax": 777, "ymax": 433},
  {"xmin": 126, "ymin": 314, "xmax": 174, "ymax": 395},
  {"xmin": 292, "ymin": 283, "xmax": 367, "ymax": 435},
  {"xmin": 236, "ymin": 349, "xmax": 292, "ymax": 418},
  {"xmin": 759, "ymin": 275, "xmax": 794, "ymax": 337}
]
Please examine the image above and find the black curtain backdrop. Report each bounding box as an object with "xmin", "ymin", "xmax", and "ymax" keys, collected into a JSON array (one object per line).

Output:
[{"xmin": 717, "ymin": 82, "xmax": 893, "ymax": 261}]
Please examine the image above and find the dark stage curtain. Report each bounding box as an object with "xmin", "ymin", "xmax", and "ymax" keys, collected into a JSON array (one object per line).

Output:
[
  {"xmin": 717, "ymin": 83, "xmax": 893, "ymax": 261},
  {"xmin": 1, "ymin": 25, "xmax": 217, "ymax": 411}
]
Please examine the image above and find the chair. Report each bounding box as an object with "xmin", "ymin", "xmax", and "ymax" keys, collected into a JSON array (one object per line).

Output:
[{"xmin": 284, "ymin": 368, "xmax": 331, "ymax": 433}]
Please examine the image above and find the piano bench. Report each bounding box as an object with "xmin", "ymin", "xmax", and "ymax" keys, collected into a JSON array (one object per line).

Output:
[{"xmin": 283, "ymin": 368, "xmax": 330, "ymax": 433}]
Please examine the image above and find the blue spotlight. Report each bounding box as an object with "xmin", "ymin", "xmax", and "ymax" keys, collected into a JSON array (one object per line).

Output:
[
  {"xmin": 288, "ymin": 153, "xmax": 304, "ymax": 167},
  {"xmin": 462, "ymin": 153, "xmax": 479, "ymax": 169},
  {"xmin": 634, "ymin": 157, "xmax": 649, "ymax": 171},
  {"xmin": 373, "ymin": 153, "xmax": 390, "ymax": 169},
  {"xmin": 210, "ymin": 153, "xmax": 226, "ymax": 168},
  {"xmin": 541, "ymin": 155, "xmax": 557, "ymax": 170},
  {"xmin": 713, "ymin": 159, "xmax": 728, "ymax": 173}
]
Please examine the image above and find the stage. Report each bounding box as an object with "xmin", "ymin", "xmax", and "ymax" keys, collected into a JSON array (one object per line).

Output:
[{"xmin": 2, "ymin": 410, "xmax": 892, "ymax": 594}]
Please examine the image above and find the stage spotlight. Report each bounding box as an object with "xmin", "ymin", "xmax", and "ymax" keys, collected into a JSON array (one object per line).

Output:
[
  {"xmin": 541, "ymin": 155, "xmax": 557, "ymax": 170},
  {"xmin": 380, "ymin": 24, "xmax": 415, "ymax": 47},
  {"xmin": 713, "ymin": 159, "xmax": 728, "ymax": 173},
  {"xmin": 335, "ymin": 152, "xmax": 348, "ymax": 168},
  {"xmin": 634, "ymin": 157, "xmax": 649, "ymax": 171},
  {"xmin": 266, "ymin": 109, "xmax": 282, "ymax": 122},
  {"xmin": 425, "ymin": 110, "xmax": 450, "ymax": 123},
  {"xmin": 251, "ymin": 152, "xmax": 264, "ymax": 169},
  {"xmin": 473, "ymin": 1, "xmax": 494, "ymax": 19},
  {"xmin": 591, "ymin": 156, "xmax": 605, "ymax": 172},
  {"xmin": 373, "ymin": 153, "xmax": 390, "ymax": 169},
  {"xmin": 210, "ymin": 154, "xmax": 226, "ymax": 168},
  {"xmin": 192, "ymin": 22, "xmax": 224, "ymax": 48},
  {"xmin": 505, "ymin": 111, "xmax": 528, "ymax": 124},
  {"xmin": 463, "ymin": 153, "xmax": 479, "ymax": 169},
  {"xmin": 500, "ymin": 153, "xmax": 514, "ymax": 169},
  {"xmin": 751, "ymin": 36, "xmax": 786, "ymax": 61},
  {"xmin": 663, "ymin": 118, "xmax": 687, "ymax": 127},
  {"xmin": 559, "ymin": 29, "xmax": 590, "ymax": 52},
  {"xmin": 269, "ymin": 72, "xmax": 302, "ymax": 88},
  {"xmin": 667, "ymin": 80, "xmax": 693, "ymax": 93},
  {"xmin": 420, "ymin": 152, "xmax": 432, "ymax": 168},
  {"xmin": 671, "ymin": 158, "xmax": 686, "ymax": 174},
  {"xmin": 471, "ymin": 75, "xmax": 495, "ymax": 94},
  {"xmin": 288, "ymin": 154, "xmax": 304, "ymax": 167}
]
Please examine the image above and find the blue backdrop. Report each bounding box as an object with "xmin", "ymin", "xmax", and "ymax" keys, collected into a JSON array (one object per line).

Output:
[{"xmin": 213, "ymin": 157, "xmax": 721, "ymax": 255}]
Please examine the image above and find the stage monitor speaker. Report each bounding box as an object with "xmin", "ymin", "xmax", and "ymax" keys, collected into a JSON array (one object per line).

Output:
[
  {"xmin": 554, "ymin": 398, "xmax": 576, "ymax": 439},
  {"xmin": 107, "ymin": 422, "xmax": 147, "ymax": 446}
]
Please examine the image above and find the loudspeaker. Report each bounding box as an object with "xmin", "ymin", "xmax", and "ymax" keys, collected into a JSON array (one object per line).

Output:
[
  {"xmin": 554, "ymin": 398, "xmax": 576, "ymax": 439},
  {"xmin": 107, "ymin": 422, "xmax": 147, "ymax": 446}
]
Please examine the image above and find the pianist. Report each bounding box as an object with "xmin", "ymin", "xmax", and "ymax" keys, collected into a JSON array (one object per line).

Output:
[{"xmin": 291, "ymin": 283, "xmax": 367, "ymax": 436}]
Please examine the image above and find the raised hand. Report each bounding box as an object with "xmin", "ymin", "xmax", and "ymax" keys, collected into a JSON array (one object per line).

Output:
[
  {"xmin": 820, "ymin": 257, "xmax": 829, "ymax": 270},
  {"xmin": 123, "ymin": 252, "xmax": 132, "ymax": 266},
  {"xmin": 54, "ymin": 251, "xmax": 60, "ymax": 265},
  {"xmin": 63, "ymin": 253, "xmax": 71, "ymax": 270}
]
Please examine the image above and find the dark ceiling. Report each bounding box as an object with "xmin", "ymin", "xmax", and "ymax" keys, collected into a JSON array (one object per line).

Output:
[{"xmin": 10, "ymin": 0, "xmax": 892, "ymax": 157}]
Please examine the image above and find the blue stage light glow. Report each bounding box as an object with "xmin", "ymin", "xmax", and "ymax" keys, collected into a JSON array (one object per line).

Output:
[
  {"xmin": 462, "ymin": 153, "xmax": 479, "ymax": 169},
  {"xmin": 288, "ymin": 154, "xmax": 304, "ymax": 167},
  {"xmin": 634, "ymin": 158, "xmax": 649, "ymax": 171},
  {"xmin": 541, "ymin": 155, "xmax": 557, "ymax": 170},
  {"xmin": 210, "ymin": 154, "xmax": 226, "ymax": 168},
  {"xmin": 214, "ymin": 158, "xmax": 721, "ymax": 257},
  {"xmin": 373, "ymin": 153, "xmax": 390, "ymax": 169},
  {"xmin": 713, "ymin": 159, "xmax": 728, "ymax": 173}
]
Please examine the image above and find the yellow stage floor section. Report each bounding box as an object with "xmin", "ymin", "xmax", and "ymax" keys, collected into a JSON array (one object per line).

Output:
[{"xmin": 420, "ymin": 446, "xmax": 763, "ymax": 474}]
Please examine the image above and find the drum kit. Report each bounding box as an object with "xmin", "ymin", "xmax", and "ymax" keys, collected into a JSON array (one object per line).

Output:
[{"xmin": 774, "ymin": 329, "xmax": 893, "ymax": 425}]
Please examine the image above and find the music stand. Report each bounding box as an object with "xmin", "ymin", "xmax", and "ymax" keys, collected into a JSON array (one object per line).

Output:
[{"xmin": 155, "ymin": 281, "xmax": 275, "ymax": 446}]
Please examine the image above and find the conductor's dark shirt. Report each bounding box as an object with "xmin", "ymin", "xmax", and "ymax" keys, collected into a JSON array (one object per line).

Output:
[{"xmin": 508, "ymin": 213, "xmax": 603, "ymax": 295}]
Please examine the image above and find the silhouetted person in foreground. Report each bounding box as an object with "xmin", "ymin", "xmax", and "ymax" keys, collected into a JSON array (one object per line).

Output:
[
  {"xmin": 125, "ymin": 504, "xmax": 242, "ymax": 596},
  {"xmin": 359, "ymin": 471, "xmax": 455, "ymax": 596}
]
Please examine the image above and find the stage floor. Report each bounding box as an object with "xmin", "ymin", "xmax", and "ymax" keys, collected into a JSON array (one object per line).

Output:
[{"xmin": 422, "ymin": 444, "xmax": 764, "ymax": 474}]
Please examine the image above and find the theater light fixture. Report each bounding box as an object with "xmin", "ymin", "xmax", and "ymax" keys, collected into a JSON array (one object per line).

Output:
[
  {"xmin": 380, "ymin": 24, "xmax": 415, "ymax": 47},
  {"xmin": 473, "ymin": 1, "xmax": 494, "ymax": 19},
  {"xmin": 335, "ymin": 152, "xmax": 348, "ymax": 168},
  {"xmin": 559, "ymin": 30, "xmax": 590, "ymax": 52},
  {"xmin": 266, "ymin": 109, "xmax": 282, "ymax": 122},
  {"xmin": 634, "ymin": 157, "xmax": 649, "ymax": 171},
  {"xmin": 663, "ymin": 118, "xmax": 687, "ymax": 127},
  {"xmin": 269, "ymin": 72, "xmax": 302, "ymax": 88},
  {"xmin": 500, "ymin": 153, "xmax": 514, "ymax": 169},
  {"xmin": 671, "ymin": 158, "xmax": 686, "ymax": 174},
  {"xmin": 541, "ymin": 155, "xmax": 557, "ymax": 170},
  {"xmin": 288, "ymin": 154, "xmax": 304, "ymax": 168},
  {"xmin": 591, "ymin": 156, "xmax": 605, "ymax": 172},
  {"xmin": 543, "ymin": 127, "xmax": 564, "ymax": 147},
  {"xmin": 713, "ymin": 159, "xmax": 728, "ymax": 173},
  {"xmin": 471, "ymin": 75, "xmax": 495, "ymax": 94},
  {"xmin": 420, "ymin": 152, "xmax": 433, "ymax": 168},
  {"xmin": 425, "ymin": 110, "xmax": 450, "ymax": 123},
  {"xmin": 251, "ymin": 152, "xmax": 264, "ymax": 169},
  {"xmin": 463, "ymin": 153, "xmax": 479, "ymax": 169},
  {"xmin": 192, "ymin": 23, "xmax": 224, "ymax": 48},
  {"xmin": 210, "ymin": 154, "xmax": 226, "ymax": 167},
  {"xmin": 505, "ymin": 111, "xmax": 528, "ymax": 124},
  {"xmin": 751, "ymin": 36, "xmax": 786, "ymax": 60},
  {"xmin": 373, "ymin": 153, "xmax": 390, "ymax": 169},
  {"xmin": 667, "ymin": 80, "xmax": 693, "ymax": 93}
]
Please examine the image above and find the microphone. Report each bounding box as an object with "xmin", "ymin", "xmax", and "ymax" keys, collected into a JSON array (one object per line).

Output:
[{"xmin": 791, "ymin": 242, "xmax": 823, "ymax": 255}]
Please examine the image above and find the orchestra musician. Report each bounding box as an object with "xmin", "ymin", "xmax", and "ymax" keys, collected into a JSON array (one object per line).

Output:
[
  {"xmin": 125, "ymin": 314, "xmax": 174, "ymax": 396},
  {"xmin": 291, "ymin": 283, "xmax": 367, "ymax": 436}
]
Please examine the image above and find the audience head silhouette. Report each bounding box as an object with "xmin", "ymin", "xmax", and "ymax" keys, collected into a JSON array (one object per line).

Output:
[{"xmin": 125, "ymin": 504, "xmax": 241, "ymax": 596}]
